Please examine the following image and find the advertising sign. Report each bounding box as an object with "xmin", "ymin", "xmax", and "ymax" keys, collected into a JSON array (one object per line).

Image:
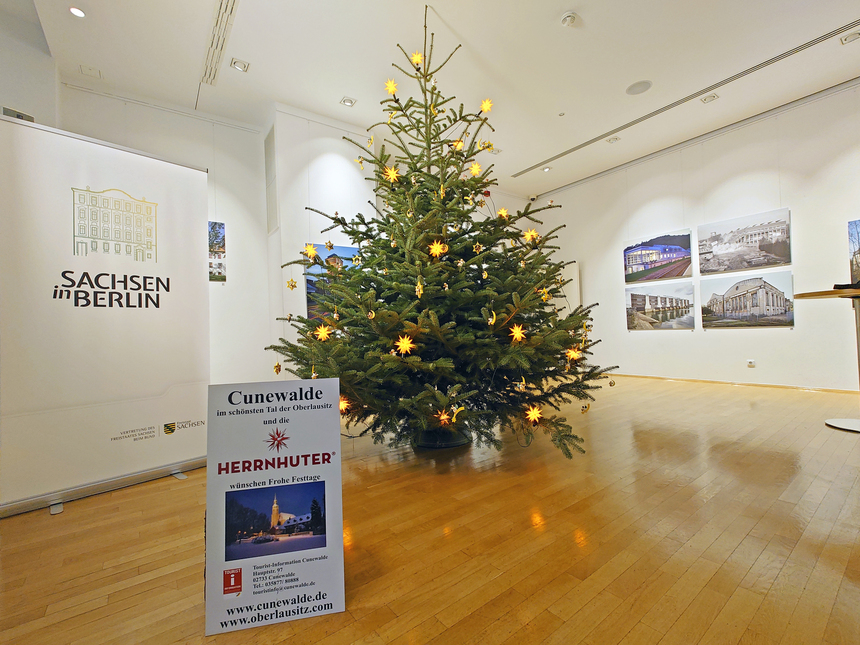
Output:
[
  {"xmin": 205, "ymin": 378, "xmax": 344, "ymax": 635},
  {"xmin": 0, "ymin": 117, "xmax": 209, "ymax": 512}
]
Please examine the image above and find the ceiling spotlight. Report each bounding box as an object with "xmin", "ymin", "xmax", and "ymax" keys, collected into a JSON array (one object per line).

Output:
[
  {"xmin": 229, "ymin": 58, "xmax": 250, "ymax": 73},
  {"xmin": 488, "ymin": 148, "xmax": 502, "ymax": 155},
  {"xmin": 69, "ymin": 7, "xmax": 85, "ymax": 17},
  {"xmin": 841, "ymin": 32, "xmax": 860, "ymax": 45},
  {"xmin": 558, "ymin": 112, "xmax": 565, "ymax": 117},
  {"xmin": 701, "ymin": 93, "xmax": 719, "ymax": 104},
  {"xmin": 542, "ymin": 166, "xmax": 552, "ymax": 172},
  {"xmin": 625, "ymin": 80, "xmax": 652, "ymax": 96},
  {"xmin": 606, "ymin": 137, "xmax": 620, "ymax": 144},
  {"xmin": 340, "ymin": 97, "xmax": 356, "ymax": 107}
]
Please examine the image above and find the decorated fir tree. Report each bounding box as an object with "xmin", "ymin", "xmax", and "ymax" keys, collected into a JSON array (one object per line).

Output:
[{"xmin": 267, "ymin": 19, "xmax": 615, "ymax": 458}]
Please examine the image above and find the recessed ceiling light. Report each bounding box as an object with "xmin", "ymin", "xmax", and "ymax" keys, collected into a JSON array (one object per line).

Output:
[
  {"xmin": 625, "ymin": 80, "xmax": 652, "ymax": 96},
  {"xmin": 488, "ymin": 148, "xmax": 502, "ymax": 155},
  {"xmin": 606, "ymin": 137, "xmax": 620, "ymax": 144},
  {"xmin": 701, "ymin": 93, "xmax": 719, "ymax": 104},
  {"xmin": 558, "ymin": 112, "xmax": 565, "ymax": 117},
  {"xmin": 229, "ymin": 58, "xmax": 250, "ymax": 73},
  {"xmin": 69, "ymin": 7, "xmax": 85, "ymax": 17},
  {"xmin": 542, "ymin": 166, "xmax": 552, "ymax": 172},
  {"xmin": 340, "ymin": 97, "xmax": 356, "ymax": 107},
  {"xmin": 841, "ymin": 32, "xmax": 860, "ymax": 45}
]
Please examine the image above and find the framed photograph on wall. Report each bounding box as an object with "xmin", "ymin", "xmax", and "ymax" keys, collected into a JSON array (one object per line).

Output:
[
  {"xmin": 305, "ymin": 243, "xmax": 358, "ymax": 321},
  {"xmin": 208, "ymin": 221, "xmax": 226, "ymax": 282},
  {"xmin": 697, "ymin": 208, "xmax": 790, "ymax": 275},
  {"xmin": 625, "ymin": 280, "xmax": 694, "ymax": 330},
  {"xmin": 623, "ymin": 230, "xmax": 692, "ymax": 283},
  {"xmin": 848, "ymin": 219, "xmax": 860, "ymax": 284},
  {"xmin": 700, "ymin": 270, "xmax": 794, "ymax": 328}
]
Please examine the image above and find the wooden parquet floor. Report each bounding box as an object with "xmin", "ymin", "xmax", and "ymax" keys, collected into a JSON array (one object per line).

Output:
[{"xmin": 2, "ymin": 376, "xmax": 859, "ymax": 644}]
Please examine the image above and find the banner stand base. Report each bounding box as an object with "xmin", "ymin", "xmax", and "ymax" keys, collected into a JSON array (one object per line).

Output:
[{"xmin": 0, "ymin": 456, "xmax": 206, "ymax": 518}]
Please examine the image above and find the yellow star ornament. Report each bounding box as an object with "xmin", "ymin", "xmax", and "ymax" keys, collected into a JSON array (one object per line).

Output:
[
  {"xmin": 525, "ymin": 405, "xmax": 543, "ymax": 425},
  {"xmin": 524, "ymin": 229, "xmax": 539, "ymax": 243},
  {"xmin": 395, "ymin": 334, "xmax": 416, "ymax": 355},
  {"xmin": 497, "ymin": 208, "xmax": 509, "ymax": 219},
  {"xmin": 566, "ymin": 348, "xmax": 582, "ymax": 361},
  {"xmin": 385, "ymin": 78, "xmax": 398, "ymax": 95},
  {"xmin": 452, "ymin": 139, "xmax": 464, "ymax": 151},
  {"xmin": 314, "ymin": 325, "xmax": 333, "ymax": 342},
  {"xmin": 509, "ymin": 324, "xmax": 526, "ymax": 342},
  {"xmin": 302, "ymin": 243, "xmax": 318, "ymax": 259},
  {"xmin": 410, "ymin": 51, "xmax": 423, "ymax": 66},
  {"xmin": 339, "ymin": 396, "xmax": 350, "ymax": 414},
  {"xmin": 436, "ymin": 410, "xmax": 451, "ymax": 426},
  {"xmin": 429, "ymin": 240, "xmax": 447, "ymax": 258},
  {"xmin": 383, "ymin": 166, "xmax": 400, "ymax": 183},
  {"xmin": 481, "ymin": 98, "xmax": 493, "ymax": 113},
  {"xmin": 325, "ymin": 240, "xmax": 334, "ymax": 251},
  {"xmin": 286, "ymin": 278, "xmax": 298, "ymax": 291},
  {"xmin": 469, "ymin": 162, "xmax": 482, "ymax": 177}
]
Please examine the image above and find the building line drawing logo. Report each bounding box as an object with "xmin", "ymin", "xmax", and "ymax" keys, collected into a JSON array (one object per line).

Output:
[{"xmin": 72, "ymin": 187, "xmax": 158, "ymax": 262}]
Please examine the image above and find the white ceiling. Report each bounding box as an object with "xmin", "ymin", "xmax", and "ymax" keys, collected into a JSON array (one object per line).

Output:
[{"xmin": 20, "ymin": 0, "xmax": 860, "ymax": 196}]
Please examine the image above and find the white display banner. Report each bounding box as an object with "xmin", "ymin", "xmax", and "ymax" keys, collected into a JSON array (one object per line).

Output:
[
  {"xmin": 205, "ymin": 378, "xmax": 345, "ymax": 635},
  {"xmin": 0, "ymin": 118, "xmax": 209, "ymax": 511}
]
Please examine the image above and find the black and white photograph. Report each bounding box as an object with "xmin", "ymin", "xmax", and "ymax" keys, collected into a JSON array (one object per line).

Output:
[{"xmin": 697, "ymin": 208, "xmax": 791, "ymax": 275}]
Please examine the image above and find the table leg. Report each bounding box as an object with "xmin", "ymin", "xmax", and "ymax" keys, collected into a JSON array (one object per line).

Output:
[{"xmin": 825, "ymin": 298, "xmax": 860, "ymax": 433}]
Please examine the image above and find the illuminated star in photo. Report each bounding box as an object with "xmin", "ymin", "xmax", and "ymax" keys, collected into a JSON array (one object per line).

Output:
[
  {"xmin": 314, "ymin": 325, "xmax": 333, "ymax": 341},
  {"xmin": 383, "ymin": 166, "xmax": 400, "ymax": 183},
  {"xmin": 509, "ymin": 324, "xmax": 526, "ymax": 342},
  {"xmin": 395, "ymin": 334, "xmax": 416, "ymax": 355},
  {"xmin": 266, "ymin": 428, "xmax": 290, "ymax": 452},
  {"xmin": 525, "ymin": 405, "xmax": 543, "ymax": 424}
]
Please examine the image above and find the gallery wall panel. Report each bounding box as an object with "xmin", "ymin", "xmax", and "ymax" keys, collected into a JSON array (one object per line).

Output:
[{"xmin": 550, "ymin": 84, "xmax": 860, "ymax": 390}]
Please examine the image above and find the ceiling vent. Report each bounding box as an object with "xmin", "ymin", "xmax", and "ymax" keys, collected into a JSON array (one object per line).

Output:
[{"xmin": 201, "ymin": 0, "xmax": 239, "ymax": 86}]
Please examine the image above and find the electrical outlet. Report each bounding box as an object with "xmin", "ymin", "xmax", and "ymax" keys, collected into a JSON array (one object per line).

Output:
[{"xmin": 747, "ymin": 359, "xmax": 756, "ymax": 368}]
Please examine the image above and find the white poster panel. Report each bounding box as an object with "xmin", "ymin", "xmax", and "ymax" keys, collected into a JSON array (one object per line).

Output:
[
  {"xmin": 0, "ymin": 118, "xmax": 209, "ymax": 510},
  {"xmin": 205, "ymin": 378, "xmax": 344, "ymax": 635}
]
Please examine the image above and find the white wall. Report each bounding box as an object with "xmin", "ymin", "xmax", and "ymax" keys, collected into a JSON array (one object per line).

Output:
[
  {"xmin": 551, "ymin": 83, "xmax": 860, "ymax": 391},
  {"xmin": 58, "ymin": 85, "xmax": 272, "ymax": 385},
  {"xmin": 0, "ymin": 7, "xmax": 57, "ymax": 127},
  {"xmin": 268, "ymin": 105, "xmax": 376, "ymax": 351}
]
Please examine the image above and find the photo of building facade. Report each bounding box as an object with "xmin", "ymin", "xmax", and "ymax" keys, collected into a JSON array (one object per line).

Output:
[
  {"xmin": 702, "ymin": 272, "xmax": 794, "ymax": 328},
  {"xmin": 623, "ymin": 231, "xmax": 692, "ymax": 283}
]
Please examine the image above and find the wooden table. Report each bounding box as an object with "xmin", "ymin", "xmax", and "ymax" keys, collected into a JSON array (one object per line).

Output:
[{"xmin": 795, "ymin": 288, "xmax": 860, "ymax": 433}]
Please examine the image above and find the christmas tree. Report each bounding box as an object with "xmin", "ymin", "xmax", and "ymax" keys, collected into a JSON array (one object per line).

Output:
[{"xmin": 268, "ymin": 16, "xmax": 615, "ymax": 458}]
